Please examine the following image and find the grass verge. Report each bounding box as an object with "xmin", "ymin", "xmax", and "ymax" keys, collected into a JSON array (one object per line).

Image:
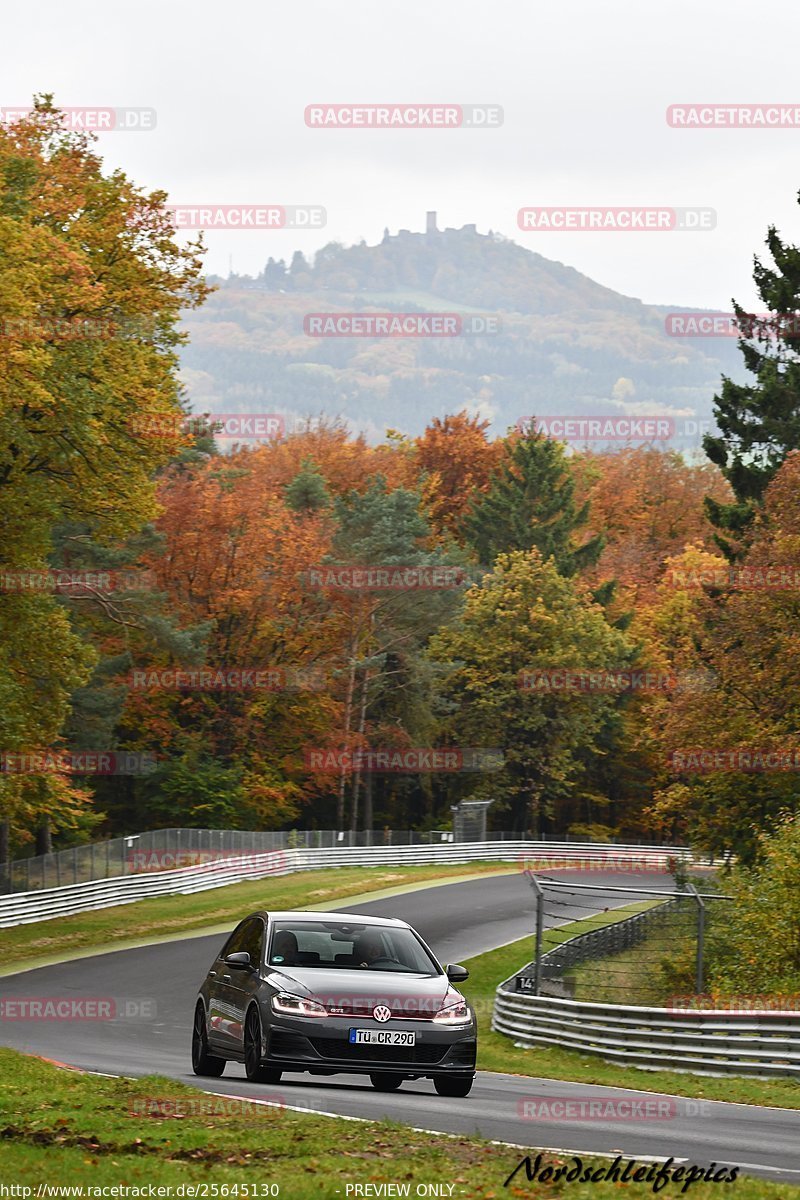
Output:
[
  {"xmin": 0, "ymin": 862, "xmax": 514, "ymax": 974},
  {"xmin": 0, "ymin": 1049, "xmax": 793, "ymax": 1198},
  {"xmin": 541, "ymin": 899, "xmax": 661, "ymax": 951}
]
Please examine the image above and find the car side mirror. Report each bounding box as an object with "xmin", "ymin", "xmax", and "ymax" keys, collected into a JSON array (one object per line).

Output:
[
  {"xmin": 224, "ymin": 951, "xmax": 253, "ymax": 970},
  {"xmin": 446, "ymin": 963, "xmax": 468, "ymax": 982}
]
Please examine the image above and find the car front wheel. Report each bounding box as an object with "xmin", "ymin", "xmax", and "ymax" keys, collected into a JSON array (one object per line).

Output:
[
  {"xmin": 244, "ymin": 1006, "xmax": 282, "ymax": 1084},
  {"xmin": 433, "ymin": 1075, "xmax": 473, "ymax": 1097},
  {"xmin": 192, "ymin": 1002, "xmax": 225, "ymax": 1077}
]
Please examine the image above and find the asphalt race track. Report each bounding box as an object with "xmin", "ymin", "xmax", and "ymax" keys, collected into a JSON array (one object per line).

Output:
[{"xmin": 2, "ymin": 870, "xmax": 799, "ymax": 1184}]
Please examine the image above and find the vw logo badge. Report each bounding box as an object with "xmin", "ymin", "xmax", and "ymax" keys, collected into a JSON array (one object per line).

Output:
[{"xmin": 373, "ymin": 1005, "xmax": 391, "ymax": 1023}]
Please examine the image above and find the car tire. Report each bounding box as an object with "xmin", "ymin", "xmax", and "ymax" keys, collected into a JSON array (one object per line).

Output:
[
  {"xmin": 192, "ymin": 1002, "xmax": 226, "ymax": 1077},
  {"xmin": 244, "ymin": 1005, "xmax": 282, "ymax": 1084},
  {"xmin": 369, "ymin": 1073, "xmax": 403, "ymax": 1091},
  {"xmin": 433, "ymin": 1075, "xmax": 473, "ymax": 1097}
]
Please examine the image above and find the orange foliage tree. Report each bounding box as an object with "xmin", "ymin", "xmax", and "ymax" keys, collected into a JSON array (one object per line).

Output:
[
  {"xmin": 121, "ymin": 452, "xmax": 347, "ymax": 826},
  {"xmin": 415, "ymin": 412, "xmax": 503, "ymax": 537},
  {"xmin": 573, "ymin": 447, "xmax": 731, "ymax": 602},
  {"xmin": 634, "ymin": 454, "xmax": 800, "ymax": 859}
]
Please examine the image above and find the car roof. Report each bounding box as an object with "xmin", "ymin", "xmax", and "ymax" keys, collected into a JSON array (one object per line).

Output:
[{"xmin": 249, "ymin": 909, "xmax": 409, "ymax": 928}]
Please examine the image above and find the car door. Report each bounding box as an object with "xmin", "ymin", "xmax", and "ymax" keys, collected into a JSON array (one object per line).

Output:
[
  {"xmin": 226, "ymin": 917, "xmax": 266, "ymax": 1051},
  {"xmin": 207, "ymin": 921, "xmax": 250, "ymax": 1053}
]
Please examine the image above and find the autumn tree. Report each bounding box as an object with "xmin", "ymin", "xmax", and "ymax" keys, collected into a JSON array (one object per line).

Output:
[
  {"xmin": 706, "ymin": 813, "xmax": 800, "ymax": 995},
  {"xmin": 461, "ymin": 428, "xmax": 604, "ymax": 575},
  {"xmin": 110, "ymin": 452, "xmax": 344, "ymax": 831},
  {"xmin": 0, "ymin": 96, "xmax": 208, "ymax": 855},
  {"xmin": 429, "ymin": 550, "xmax": 634, "ymax": 834},
  {"xmin": 285, "ymin": 459, "xmax": 332, "ymax": 514},
  {"xmin": 415, "ymin": 412, "xmax": 502, "ymax": 537},
  {"xmin": 704, "ymin": 190, "xmax": 800, "ymax": 557},
  {"xmin": 244, "ymin": 419, "xmax": 417, "ymax": 499},
  {"xmin": 324, "ymin": 479, "xmax": 468, "ymax": 830},
  {"xmin": 639, "ymin": 457, "xmax": 800, "ymax": 860},
  {"xmin": 574, "ymin": 447, "xmax": 731, "ymax": 602}
]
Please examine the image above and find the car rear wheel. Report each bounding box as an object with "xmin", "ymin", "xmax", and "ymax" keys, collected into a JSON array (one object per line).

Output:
[
  {"xmin": 192, "ymin": 1002, "xmax": 225, "ymax": 1077},
  {"xmin": 369, "ymin": 1073, "xmax": 403, "ymax": 1091},
  {"xmin": 433, "ymin": 1075, "xmax": 473, "ymax": 1097},
  {"xmin": 244, "ymin": 1006, "xmax": 282, "ymax": 1084}
]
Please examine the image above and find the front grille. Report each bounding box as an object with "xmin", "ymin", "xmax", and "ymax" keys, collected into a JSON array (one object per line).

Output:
[
  {"xmin": 309, "ymin": 1036, "xmax": 447, "ymax": 1065},
  {"xmin": 324, "ymin": 1006, "xmax": 436, "ymax": 1021}
]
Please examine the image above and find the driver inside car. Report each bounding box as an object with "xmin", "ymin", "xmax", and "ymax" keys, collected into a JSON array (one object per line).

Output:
[
  {"xmin": 271, "ymin": 930, "xmax": 299, "ymax": 965},
  {"xmin": 354, "ymin": 931, "xmax": 386, "ymax": 967}
]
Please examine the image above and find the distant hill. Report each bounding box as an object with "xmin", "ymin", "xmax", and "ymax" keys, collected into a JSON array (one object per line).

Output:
[{"xmin": 178, "ymin": 218, "xmax": 743, "ymax": 447}]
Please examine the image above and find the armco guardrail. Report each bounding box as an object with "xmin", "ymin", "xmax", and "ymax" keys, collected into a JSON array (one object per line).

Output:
[
  {"xmin": 492, "ymin": 986, "xmax": 800, "ymax": 1079},
  {"xmin": 0, "ymin": 827, "xmax": 463, "ymax": 894},
  {"xmin": 0, "ymin": 841, "xmax": 691, "ymax": 928},
  {"xmin": 0, "ymin": 826, "xmax": 685, "ymax": 894}
]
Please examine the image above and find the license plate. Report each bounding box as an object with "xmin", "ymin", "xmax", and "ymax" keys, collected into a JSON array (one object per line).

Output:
[{"xmin": 349, "ymin": 1028, "xmax": 416, "ymax": 1046}]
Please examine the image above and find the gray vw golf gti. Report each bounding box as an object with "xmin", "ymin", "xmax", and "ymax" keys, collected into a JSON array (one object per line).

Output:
[{"xmin": 192, "ymin": 910, "xmax": 477, "ymax": 1095}]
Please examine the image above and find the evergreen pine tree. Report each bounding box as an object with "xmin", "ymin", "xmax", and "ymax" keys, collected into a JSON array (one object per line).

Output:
[
  {"xmin": 285, "ymin": 459, "xmax": 331, "ymax": 514},
  {"xmin": 460, "ymin": 427, "xmax": 604, "ymax": 575},
  {"xmin": 704, "ymin": 196, "xmax": 800, "ymax": 557}
]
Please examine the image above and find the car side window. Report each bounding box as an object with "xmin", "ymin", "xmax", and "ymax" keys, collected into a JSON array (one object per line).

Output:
[
  {"xmin": 240, "ymin": 919, "xmax": 264, "ymax": 968},
  {"xmin": 220, "ymin": 920, "xmax": 251, "ymax": 959}
]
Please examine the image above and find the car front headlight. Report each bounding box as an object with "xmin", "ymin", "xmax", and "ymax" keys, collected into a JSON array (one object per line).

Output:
[
  {"xmin": 432, "ymin": 999, "xmax": 472, "ymax": 1025},
  {"xmin": 272, "ymin": 991, "xmax": 327, "ymax": 1018}
]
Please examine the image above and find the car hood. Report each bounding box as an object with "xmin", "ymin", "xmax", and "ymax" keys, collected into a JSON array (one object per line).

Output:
[{"xmin": 266, "ymin": 967, "xmax": 460, "ymax": 1017}]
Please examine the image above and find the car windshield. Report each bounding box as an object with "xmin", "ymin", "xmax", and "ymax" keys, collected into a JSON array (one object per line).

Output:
[{"xmin": 267, "ymin": 921, "xmax": 441, "ymax": 973}]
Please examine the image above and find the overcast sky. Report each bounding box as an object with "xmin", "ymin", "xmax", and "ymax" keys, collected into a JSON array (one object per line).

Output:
[{"xmin": 4, "ymin": 0, "xmax": 799, "ymax": 309}]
